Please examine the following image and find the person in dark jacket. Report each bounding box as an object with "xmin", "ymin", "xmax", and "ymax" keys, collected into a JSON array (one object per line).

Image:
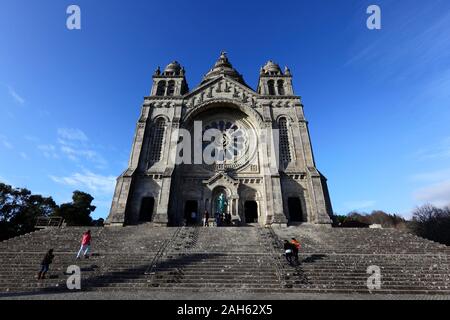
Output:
[
  {"xmin": 283, "ymin": 240, "xmax": 296, "ymax": 265},
  {"xmin": 215, "ymin": 212, "xmax": 221, "ymax": 227},
  {"xmin": 203, "ymin": 210, "xmax": 210, "ymax": 227},
  {"xmin": 38, "ymin": 249, "xmax": 54, "ymax": 280},
  {"xmin": 225, "ymin": 213, "xmax": 232, "ymax": 226}
]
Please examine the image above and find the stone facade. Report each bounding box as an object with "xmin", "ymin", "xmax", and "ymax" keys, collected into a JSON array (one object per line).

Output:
[{"xmin": 106, "ymin": 53, "xmax": 333, "ymax": 226}]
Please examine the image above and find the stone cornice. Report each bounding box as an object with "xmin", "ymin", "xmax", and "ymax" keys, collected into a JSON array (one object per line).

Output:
[
  {"xmin": 184, "ymin": 75, "xmax": 257, "ymax": 98},
  {"xmin": 144, "ymin": 96, "xmax": 183, "ymax": 101}
]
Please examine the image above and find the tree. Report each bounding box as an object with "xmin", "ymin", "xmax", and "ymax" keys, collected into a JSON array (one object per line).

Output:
[
  {"xmin": 11, "ymin": 194, "xmax": 57, "ymax": 234},
  {"xmin": 54, "ymin": 191, "xmax": 96, "ymax": 226},
  {"xmin": 0, "ymin": 182, "xmax": 57, "ymax": 240},
  {"xmin": 334, "ymin": 210, "xmax": 407, "ymax": 229},
  {"xmin": 93, "ymin": 218, "xmax": 105, "ymax": 227},
  {"xmin": 0, "ymin": 182, "xmax": 98, "ymax": 240},
  {"xmin": 411, "ymin": 204, "xmax": 450, "ymax": 246}
]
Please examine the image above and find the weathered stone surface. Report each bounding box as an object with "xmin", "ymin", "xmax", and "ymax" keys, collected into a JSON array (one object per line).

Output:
[
  {"xmin": 0, "ymin": 226, "xmax": 449, "ymax": 295},
  {"xmin": 106, "ymin": 53, "xmax": 333, "ymax": 226}
]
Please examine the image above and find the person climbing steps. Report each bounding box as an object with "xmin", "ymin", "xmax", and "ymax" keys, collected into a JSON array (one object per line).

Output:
[
  {"xmin": 76, "ymin": 230, "xmax": 92, "ymax": 260},
  {"xmin": 37, "ymin": 249, "xmax": 54, "ymax": 280}
]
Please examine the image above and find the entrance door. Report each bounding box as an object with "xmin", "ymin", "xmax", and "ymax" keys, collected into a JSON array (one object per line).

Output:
[
  {"xmin": 139, "ymin": 197, "xmax": 155, "ymax": 222},
  {"xmin": 244, "ymin": 201, "xmax": 258, "ymax": 223},
  {"xmin": 288, "ymin": 197, "xmax": 304, "ymax": 222},
  {"xmin": 184, "ymin": 200, "xmax": 198, "ymax": 225}
]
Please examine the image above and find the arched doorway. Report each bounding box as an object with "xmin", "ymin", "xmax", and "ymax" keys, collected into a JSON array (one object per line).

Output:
[
  {"xmin": 184, "ymin": 200, "xmax": 198, "ymax": 225},
  {"xmin": 288, "ymin": 197, "xmax": 304, "ymax": 222},
  {"xmin": 139, "ymin": 197, "xmax": 155, "ymax": 222},
  {"xmin": 244, "ymin": 201, "xmax": 258, "ymax": 223}
]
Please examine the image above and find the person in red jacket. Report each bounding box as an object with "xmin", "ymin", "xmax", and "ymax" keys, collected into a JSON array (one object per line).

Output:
[
  {"xmin": 76, "ymin": 230, "xmax": 91, "ymax": 259},
  {"xmin": 290, "ymin": 238, "xmax": 301, "ymax": 264}
]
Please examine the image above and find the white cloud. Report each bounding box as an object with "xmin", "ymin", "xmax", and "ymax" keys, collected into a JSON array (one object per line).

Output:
[
  {"xmin": 414, "ymin": 180, "xmax": 450, "ymax": 208},
  {"xmin": 37, "ymin": 144, "xmax": 59, "ymax": 159},
  {"xmin": 60, "ymin": 145, "xmax": 107, "ymax": 167},
  {"xmin": 411, "ymin": 168, "xmax": 450, "ymax": 183},
  {"xmin": 50, "ymin": 170, "xmax": 116, "ymax": 195},
  {"xmin": 0, "ymin": 135, "xmax": 13, "ymax": 149},
  {"xmin": 19, "ymin": 152, "xmax": 28, "ymax": 160},
  {"xmin": 414, "ymin": 137, "xmax": 450, "ymax": 161},
  {"xmin": 35, "ymin": 129, "xmax": 108, "ymax": 168},
  {"xmin": 412, "ymin": 168, "xmax": 450, "ymax": 208},
  {"xmin": 24, "ymin": 135, "xmax": 39, "ymax": 142},
  {"xmin": 7, "ymin": 86, "xmax": 25, "ymax": 105},
  {"xmin": 343, "ymin": 200, "xmax": 376, "ymax": 211},
  {"xmin": 346, "ymin": 9, "xmax": 450, "ymax": 80},
  {"xmin": 60, "ymin": 145, "xmax": 78, "ymax": 161},
  {"xmin": 423, "ymin": 69, "xmax": 450, "ymax": 101},
  {"xmin": 57, "ymin": 128, "xmax": 88, "ymax": 142}
]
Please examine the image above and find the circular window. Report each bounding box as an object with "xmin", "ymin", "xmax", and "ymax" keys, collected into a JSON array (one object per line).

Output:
[{"xmin": 202, "ymin": 119, "xmax": 256, "ymax": 170}]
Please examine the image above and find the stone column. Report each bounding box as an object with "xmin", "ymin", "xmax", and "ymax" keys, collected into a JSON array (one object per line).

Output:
[
  {"xmin": 268, "ymin": 175, "xmax": 287, "ymax": 225},
  {"xmin": 153, "ymin": 175, "xmax": 172, "ymax": 224},
  {"xmin": 106, "ymin": 112, "xmax": 149, "ymax": 226},
  {"xmin": 258, "ymin": 105, "xmax": 288, "ymax": 226},
  {"xmin": 106, "ymin": 172, "xmax": 134, "ymax": 226},
  {"xmin": 308, "ymin": 168, "xmax": 333, "ymax": 225}
]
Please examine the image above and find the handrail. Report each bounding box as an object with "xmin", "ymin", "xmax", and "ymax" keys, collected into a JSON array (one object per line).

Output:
[
  {"xmin": 267, "ymin": 226, "xmax": 309, "ymax": 287},
  {"xmin": 258, "ymin": 226, "xmax": 286, "ymax": 289},
  {"xmin": 144, "ymin": 226, "xmax": 182, "ymax": 276},
  {"xmin": 35, "ymin": 216, "xmax": 64, "ymax": 228}
]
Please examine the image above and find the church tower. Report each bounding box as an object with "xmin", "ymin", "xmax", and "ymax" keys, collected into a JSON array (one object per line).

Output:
[
  {"xmin": 257, "ymin": 61, "xmax": 294, "ymax": 96},
  {"xmin": 151, "ymin": 62, "xmax": 189, "ymax": 97},
  {"xmin": 106, "ymin": 53, "xmax": 333, "ymax": 226}
]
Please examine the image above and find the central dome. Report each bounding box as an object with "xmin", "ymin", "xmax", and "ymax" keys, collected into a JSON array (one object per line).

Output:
[
  {"xmin": 163, "ymin": 61, "xmax": 182, "ymax": 75},
  {"xmin": 262, "ymin": 60, "xmax": 282, "ymax": 75},
  {"xmin": 202, "ymin": 52, "xmax": 247, "ymax": 85}
]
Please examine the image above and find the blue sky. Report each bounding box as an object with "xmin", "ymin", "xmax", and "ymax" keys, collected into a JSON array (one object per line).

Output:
[{"xmin": 1, "ymin": 0, "xmax": 449, "ymax": 219}]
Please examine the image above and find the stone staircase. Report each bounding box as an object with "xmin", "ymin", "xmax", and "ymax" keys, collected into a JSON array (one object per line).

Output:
[
  {"xmin": 0, "ymin": 225, "xmax": 449, "ymax": 296},
  {"xmin": 269, "ymin": 225, "xmax": 450, "ymax": 294}
]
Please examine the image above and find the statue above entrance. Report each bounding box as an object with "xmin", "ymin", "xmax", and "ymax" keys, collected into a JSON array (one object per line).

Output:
[{"xmin": 216, "ymin": 193, "xmax": 228, "ymax": 214}]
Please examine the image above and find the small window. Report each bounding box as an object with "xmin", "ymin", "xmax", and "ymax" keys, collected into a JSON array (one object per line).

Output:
[
  {"xmin": 167, "ymin": 81, "xmax": 175, "ymax": 96},
  {"xmin": 279, "ymin": 117, "xmax": 292, "ymax": 163},
  {"xmin": 149, "ymin": 118, "xmax": 166, "ymax": 163},
  {"xmin": 277, "ymin": 80, "xmax": 285, "ymax": 95},
  {"xmin": 156, "ymin": 81, "xmax": 166, "ymax": 96},
  {"xmin": 268, "ymin": 80, "xmax": 275, "ymax": 95}
]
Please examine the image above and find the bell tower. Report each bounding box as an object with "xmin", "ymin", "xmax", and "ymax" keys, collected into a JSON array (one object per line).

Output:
[
  {"xmin": 151, "ymin": 61, "xmax": 189, "ymax": 97},
  {"xmin": 257, "ymin": 61, "xmax": 294, "ymax": 96}
]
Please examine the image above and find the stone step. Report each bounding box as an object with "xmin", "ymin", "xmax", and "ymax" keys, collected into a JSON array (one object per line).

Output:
[{"xmin": 1, "ymin": 225, "xmax": 449, "ymax": 295}]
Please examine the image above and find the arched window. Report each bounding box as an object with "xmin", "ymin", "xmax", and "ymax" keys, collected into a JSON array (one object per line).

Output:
[
  {"xmin": 156, "ymin": 81, "xmax": 166, "ymax": 96},
  {"xmin": 279, "ymin": 117, "xmax": 292, "ymax": 164},
  {"xmin": 149, "ymin": 118, "xmax": 166, "ymax": 163},
  {"xmin": 267, "ymin": 80, "xmax": 275, "ymax": 95},
  {"xmin": 167, "ymin": 80, "xmax": 176, "ymax": 96},
  {"xmin": 277, "ymin": 80, "xmax": 285, "ymax": 96}
]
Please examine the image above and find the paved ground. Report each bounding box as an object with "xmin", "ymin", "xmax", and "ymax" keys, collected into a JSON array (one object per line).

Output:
[{"xmin": 1, "ymin": 290, "xmax": 449, "ymax": 300}]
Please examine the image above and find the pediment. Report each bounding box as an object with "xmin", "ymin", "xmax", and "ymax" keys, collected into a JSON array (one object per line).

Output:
[
  {"xmin": 184, "ymin": 76, "xmax": 259, "ymax": 109},
  {"xmin": 203, "ymin": 171, "xmax": 239, "ymax": 187}
]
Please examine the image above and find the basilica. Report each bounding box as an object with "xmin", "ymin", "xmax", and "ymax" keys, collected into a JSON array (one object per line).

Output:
[{"xmin": 106, "ymin": 53, "xmax": 333, "ymax": 226}]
